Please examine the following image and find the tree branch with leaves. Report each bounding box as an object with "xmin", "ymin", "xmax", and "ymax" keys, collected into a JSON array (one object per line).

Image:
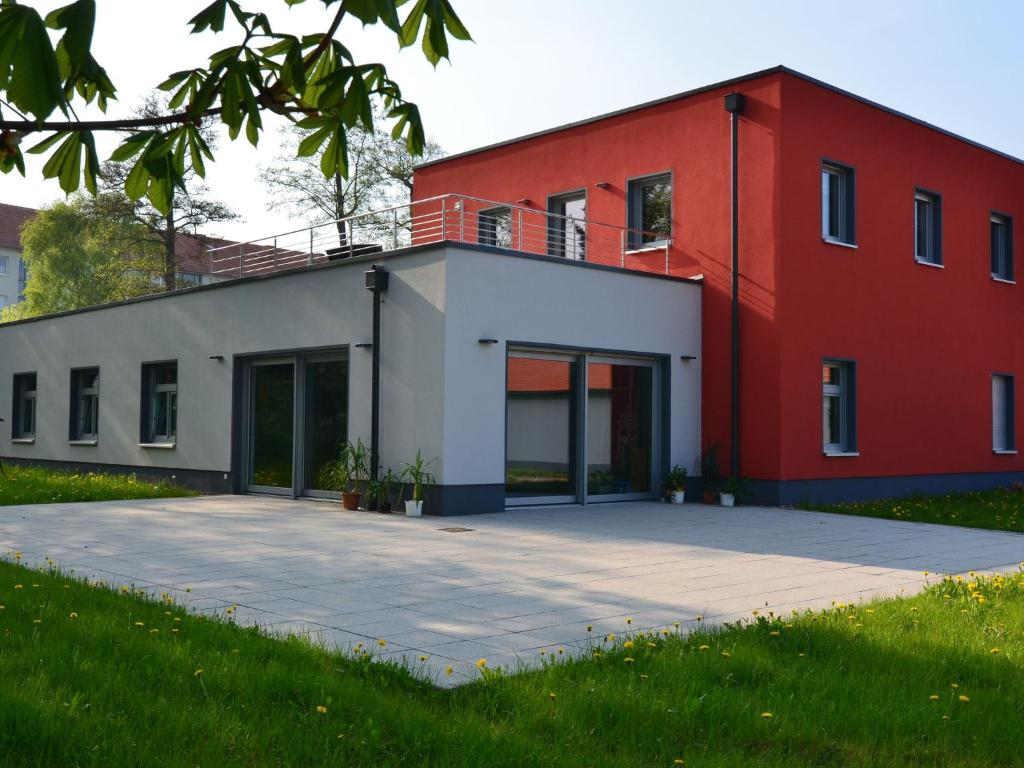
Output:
[{"xmin": 0, "ymin": 0, "xmax": 470, "ymax": 214}]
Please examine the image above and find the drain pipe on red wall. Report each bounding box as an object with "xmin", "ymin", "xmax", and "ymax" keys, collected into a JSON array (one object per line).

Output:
[
  {"xmin": 724, "ymin": 92, "xmax": 746, "ymax": 479},
  {"xmin": 365, "ymin": 265, "xmax": 390, "ymax": 484}
]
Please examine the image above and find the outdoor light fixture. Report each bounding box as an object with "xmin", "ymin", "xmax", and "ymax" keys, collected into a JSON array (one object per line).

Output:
[
  {"xmin": 595, "ymin": 182, "xmax": 611, "ymax": 189},
  {"xmin": 355, "ymin": 343, "xmax": 373, "ymax": 349},
  {"xmin": 478, "ymin": 338, "xmax": 499, "ymax": 345},
  {"xmin": 208, "ymin": 355, "xmax": 224, "ymax": 361},
  {"xmin": 515, "ymin": 198, "xmax": 531, "ymax": 206},
  {"xmin": 680, "ymin": 355, "xmax": 697, "ymax": 361}
]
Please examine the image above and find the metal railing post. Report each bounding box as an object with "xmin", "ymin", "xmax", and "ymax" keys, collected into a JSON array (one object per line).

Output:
[
  {"xmin": 518, "ymin": 207, "xmax": 524, "ymax": 250},
  {"xmin": 238, "ymin": 243, "xmax": 243, "ymax": 277},
  {"xmin": 458, "ymin": 198, "xmax": 465, "ymax": 242},
  {"xmin": 392, "ymin": 208, "xmax": 399, "ymax": 249},
  {"xmin": 309, "ymin": 227, "xmax": 314, "ymax": 265},
  {"xmin": 440, "ymin": 197, "xmax": 447, "ymax": 241},
  {"xmin": 620, "ymin": 230, "xmax": 626, "ymax": 268},
  {"xmin": 665, "ymin": 242, "xmax": 670, "ymax": 274},
  {"xmin": 273, "ymin": 237, "xmax": 278, "ymax": 272}
]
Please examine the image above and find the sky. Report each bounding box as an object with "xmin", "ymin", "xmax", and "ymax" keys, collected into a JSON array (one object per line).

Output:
[{"xmin": 3, "ymin": 0, "xmax": 1023, "ymax": 242}]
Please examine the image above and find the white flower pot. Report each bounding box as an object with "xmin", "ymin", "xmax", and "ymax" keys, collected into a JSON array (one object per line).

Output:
[
  {"xmin": 405, "ymin": 499, "xmax": 423, "ymax": 517},
  {"xmin": 719, "ymin": 492, "xmax": 735, "ymax": 507},
  {"xmin": 670, "ymin": 490, "xmax": 686, "ymax": 504}
]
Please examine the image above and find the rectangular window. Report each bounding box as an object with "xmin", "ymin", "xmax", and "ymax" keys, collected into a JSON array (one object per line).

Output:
[
  {"xmin": 12, "ymin": 372, "xmax": 36, "ymax": 439},
  {"xmin": 822, "ymin": 360, "xmax": 856, "ymax": 453},
  {"xmin": 992, "ymin": 374, "xmax": 1015, "ymax": 452},
  {"xmin": 547, "ymin": 192, "xmax": 587, "ymax": 260},
  {"xmin": 17, "ymin": 259, "xmax": 27, "ymax": 301},
  {"xmin": 0, "ymin": 254, "xmax": 7, "ymax": 276},
  {"xmin": 991, "ymin": 213, "xmax": 1013, "ymax": 281},
  {"xmin": 141, "ymin": 362, "xmax": 177, "ymax": 444},
  {"xmin": 478, "ymin": 207, "xmax": 512, "ymax": 248},
  {"xmin": 914, "ymin": 190, "xmax": 942, "ymax": 265},
  {"xmin": 69, "ymin": 367, "xmax": 100, "ymax": 442},
  {"xmin": 627, "ymin": 173, "xmax": 672, "ymax": 248},
  {"xmin": 821, "ymin": 162, "xmax": 855, "ymax": 244}
]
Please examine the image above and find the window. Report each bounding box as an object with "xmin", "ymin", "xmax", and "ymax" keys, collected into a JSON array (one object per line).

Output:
[
  {"xmin": 478, "ymin": 207, "xmax": 512, "ymax": 248},
  {"xmin": 822, "ymin": 360, "xmax": 856, "ymax": 454},
  {"xmin": 627, "ymin": 173, "xmax": 672, "ymax": 248},
  {"xmin": 547, "ymin": 192, "xmax": 587, "ymax": 260},
  {"xmin": 70, "ymin": 368, "xmax": 99, "ymax": 442},
  {"xmin": 179, "ymin": 271, "xmax": 203, "ymax": 287},
  {"xmin": 821, "ymin": 162, "xmax": 855, "ymax": 244},
  {"xmin": 0, "ymin": 295, "xmax": 6, "ymax": 309},
  {"xmin": 0, "ymin": 254, "xmax": 7, "ymax": 275},
  {"xmin": 12, "ymin": 373, "xmax": 36, "ymax": 440},
  {"xmin": 17, "ymin": 259, "xmax": 27, "ymax": 301},
  {"xmin": 142, "ymin": 362, "xmax": 177, "ymax": 444},
  {"xmin": 992, "ymin": 374, "xmax": 1015, "ymax": 453},
  {"xmin": 991, "ymin": 213, "xmax": 1013, "ymax": 281},
  {"xmin": 914, "ymin": 190, "xmax": 942, "ymax": 265}
]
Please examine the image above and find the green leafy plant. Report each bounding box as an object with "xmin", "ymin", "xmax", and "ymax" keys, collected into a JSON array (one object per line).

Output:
[
  {"xmin": 663, "ymin": 465, "xmax": 688, "ymax": 493},
  {"xmin": 0, "ymin": 0, "xmax": 471, "ymax": 213},
  {"xmin": 722, "ymin": 475, "xmax": 748, "ymax": 501},
  {"xmin": 401, "ymin": 450, "xmax": 435, "ymax": 503},
  {"xmin": 316, "ymin": 441, "xmax": 352, "ymax": 493},
  {"xmin": 348, "ymin": 438, "xmax": 369, "ymax": 490},
  {"xmin": 380, "ymin": 467, "xmax": 400, "ymax": 507},
  {"xmin": 694, "ymin": 443, "xmax": 721, "ymax": 491}
]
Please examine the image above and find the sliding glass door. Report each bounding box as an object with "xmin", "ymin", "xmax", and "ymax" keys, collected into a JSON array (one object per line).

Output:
[{"xmin": 506, "ymin": 349, "xmax": 659, "ymax": 506}]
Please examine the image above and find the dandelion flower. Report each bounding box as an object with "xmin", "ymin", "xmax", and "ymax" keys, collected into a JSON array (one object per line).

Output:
[
  {"xmin": 69, "ymin": 612, "xmax": 78, "ymax": 621},
  {"xmin": 316, "ymin": 705, "xmax": 328, "ymax": 714},
  {"xmin": 623, "ymin": 640, "xmax": 635, "ymax": 650},
  {"xmin": 991, "ymin": 647, "xmax": 1001, "ymax": 654},
  {"xmin": 377, "ymin": 639, "xmax": 387, "ymax": 648},
  {"xmin": 674, "ymin": 760, "xmax": 685, "ymax": 766},
  {"xmin": 699, "ymin": 644, "xmax": 710, "ymax": 651},
  {"xmin": 761, "ymin": 712, "xmax": 773, "ymax": 719},
  {"xmin": 548, "ymin": 692, "xmax": 556, "ymax": 699},
  {"xmin": 445, "ymin": 665, "xmax": 454, "ymax": 676},
  {"xmin": 419, "ymin": 655, "xmax": 428, "ymax": 662},
  {"xmin": 586, "ymin": 625, "xmax": 593, "ymax": 632},
  {"xmin": 625, "ymin": 617, "xmax": 633, "ymax": 625},
  {"xmin": 624, "ymin": 657, "xmax": 635, "ymax": 664},
  {"xmin": 721, "ymin": 651, "xmax": 731, "ymax": 658},
  {"xmin": 476, "ymin": 658, "xmax": 487, "ymax": 669},
  {"xmin": 769, "ymin": 630, "xmax": 780, "ymax": 637},
  {"xmin": 929, "ymin": 694, "xmax": 940, "ymax": 701},
  {"xmin": 32, "ymin": 618, "xmax": 41, "ymax": 624},
  {"xmin": 134, "ymin": 621, "xmax": 145, "ymax": 628},
  {"xmin": 171, "ymin": 629, "xmax": 179, "ymax": 634},
  {"xmin": 958, "ymin": 695, "xmax": 970, "ymax": 703},
  {"xmin": 194, "ymin": 668, "xmax": 203, "ymax": 677},
  {"xmin": 14, "ymin": 585, "xmax": 22, "ymax": 590}
]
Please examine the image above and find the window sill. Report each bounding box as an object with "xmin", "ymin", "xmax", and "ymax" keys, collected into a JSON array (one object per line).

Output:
[
  {"xmin": 993, "ymin": 449, "xmax": 1018, "ymax": 455},
  {"xmin": 624, "ymin": 243, "xmax": 671, "ymax": 255},
  {"xmin": 139, "ymin": 442, "xmax": 176, "ymax": 449},
  {"xmin": 68, "ymin": 439, "xmax": 98, "ymax": 446},
  {"xmin": 11, "ymin": 437, "xmax": 35, "ymax": 444},
  {"xmin": 823, "ymin": 451, "xmax": 860, "ymax": 458},
  {"xmin": 991, "ymin": 276, "xmax": 1016, "ymax": 285},
  {"xmin": 822, "ymin": 237, "xmax": 858, "ymax": 250},
  {"xmin": 914, "ymin": 258, "xmax": 944, "ymax": 269}
]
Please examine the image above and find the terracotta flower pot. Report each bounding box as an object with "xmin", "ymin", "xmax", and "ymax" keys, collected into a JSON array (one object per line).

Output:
[
  {"xmin": 703, "ymin": 490, "xmax": 716, "ymax": 504},
  {"xmin": 341, "ymin": 491, "xmax": 361, "ymax": 511}
]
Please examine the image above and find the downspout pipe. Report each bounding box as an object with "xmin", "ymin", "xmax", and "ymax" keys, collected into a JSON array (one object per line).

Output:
[
  {"xmin": 364, "ymin": 265, "xmax": 390, "ymax": 483},
  {"xmin": 724, "ymin": 92, "xmax": 746, "ymax": 479}
]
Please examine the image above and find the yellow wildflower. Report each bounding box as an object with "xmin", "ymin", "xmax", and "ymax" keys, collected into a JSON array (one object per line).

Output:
[
  {"xmin": 475, "ymin": 658, "xmax": 487, "ymax": 669},
  {"xmin": 316, "ymin": 705, "xmax": 327, "ymax": 714},
  {"xmin": 959, "ymin": 695, "xmax": 970, "ymax": 703},
  {"xmin": 761, "ymin": 712, "xmax": 773, "ymax": 719},
  {"xmin": 69, "ymin": 612, "xmax": 78, "ymax": 620}
]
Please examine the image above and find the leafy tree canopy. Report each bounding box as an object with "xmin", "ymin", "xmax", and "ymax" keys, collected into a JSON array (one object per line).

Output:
[{"xmin": 0, "ymin": 0, "xmax": 470, "ymax": 214}]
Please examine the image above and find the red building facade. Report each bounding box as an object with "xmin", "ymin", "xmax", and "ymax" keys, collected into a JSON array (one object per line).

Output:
[{"xmin": 413, "ymin": 67, "xmax": 1024, "ymax": 503}]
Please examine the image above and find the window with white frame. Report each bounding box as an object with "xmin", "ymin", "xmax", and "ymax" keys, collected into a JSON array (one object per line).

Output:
[
  {"xmin": 12, "ymin": 372, "xmax": 36, "ymax": 439},
  {"xmin": 627, "ymin": 173, "xmax": 672, "ymax": 248},
  {"xmin": 70, "ymin": 368, "xmax": 99, "ymax": 441},
  {"xmin": 914, "ymin": 190, "xmax": 942, "ymax": 265},
  {"xmin": 992, "ymin": 374, "xmax": 1015, "ymax": 453},
  {"xmin": 822, "ymin": 360, "xmax": 856, "ymax": 454},
  {"xmin": 991, "ymin": 213, "xmax": 1013, "ymax": 281},
  {"xmin": 142, "ymin": 362, "xmax": 177, "ymax": 444},
  {"xmin": 821, "ymin": 162, "xmax": 855, "ymax": 244}
]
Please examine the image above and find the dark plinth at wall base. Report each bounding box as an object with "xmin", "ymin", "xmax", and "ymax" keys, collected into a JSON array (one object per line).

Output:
[
  {"xmin": 0, "ymin": 456, "xmax": 232, "ymax": 495},
  {"xmin": 747, "ymin": 471, "xmax": 1024, "ymax": 507},
  {"xmin": 422, "ymin": 484, "xmax": 506, "ymax": 516}
]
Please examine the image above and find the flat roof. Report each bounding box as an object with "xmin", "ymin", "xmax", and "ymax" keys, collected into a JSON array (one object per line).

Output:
[{"xmin": 415, "ymin": 65, "xmax": 1024, "ymax": 171}]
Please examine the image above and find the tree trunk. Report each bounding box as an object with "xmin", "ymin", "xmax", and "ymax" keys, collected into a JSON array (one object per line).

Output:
[
  {"xmin": 334, "ymin": 173, "xmax": 348, "ymax": 248},
  {"xmin": 162, "ymin": 209, "xmax": 176, "ymax": 292}
]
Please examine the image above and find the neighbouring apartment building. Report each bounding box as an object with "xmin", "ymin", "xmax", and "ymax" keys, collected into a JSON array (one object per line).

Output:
[
  {"xmin": 0, "ymin": 203, "xmax": 35, "ymax": 311},
  {"xmin": 1, "ymin": 66, "xmax": 1022, "ymax": 512}
]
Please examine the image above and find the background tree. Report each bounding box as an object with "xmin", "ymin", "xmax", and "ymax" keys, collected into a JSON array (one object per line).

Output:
[
  {"xmin": 85, "ymin": 94, "xmax": 236, "ymax": 291},
  {"xmin": 0, "ymin": 200, "xmax": 162, "ymax": 322},
  {"xmin": 0, "ymin": 0, "xmax": 470, "ymax": 214},
  {"xmin": 259, "ymin": 108, "xmax": 444, "ymax": 245}
]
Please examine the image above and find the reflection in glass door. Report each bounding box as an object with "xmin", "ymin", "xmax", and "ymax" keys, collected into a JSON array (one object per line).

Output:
[
  {"xmin": 505, "ymin": 354, "xmax": 578, "ymax": 503},
  {"xmin": 303, "ymin": 357, "xmax": 349, "ymax": 496},
  {"xmin": 248, "ymin": 361, "xmax": 295, "ymax": 492},
  {"xmin": 586, "ymin": 361, "xmax": 653, "ymax": 498}
]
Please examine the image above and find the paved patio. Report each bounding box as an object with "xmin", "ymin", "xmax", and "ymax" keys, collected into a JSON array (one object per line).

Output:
[{"xmin": 2, "ymin": 495, "xmax": 1024, "ymax": 685}]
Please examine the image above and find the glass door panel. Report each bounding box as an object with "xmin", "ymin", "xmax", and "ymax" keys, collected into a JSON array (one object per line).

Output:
[
  {"xmin": 248, "ymin": 362, "xmax": 295, "ymax": 491},
  {"xmin": 586, "ymin": 362, "xmax": 653, "ymax": 497},
  {"xmin": 304, "ymin": 357, "xmax": 349, "ymax": 495},
  {"xmin": 506, "ymin": 355, "xmax": 578, "ymax": 501}
]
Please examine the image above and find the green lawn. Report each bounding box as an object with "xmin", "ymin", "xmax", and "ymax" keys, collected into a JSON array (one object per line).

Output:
[
  {"xmin": 803, "ymin": 487, "xmax": 1024, "ymax": 533},
  {"xmin": 2, "ymin": 555, "xmax": 1023, "ymax": 767},
  {"xmin": 0, "ymin": 464, "xmax": 196, "ymax": 506}
]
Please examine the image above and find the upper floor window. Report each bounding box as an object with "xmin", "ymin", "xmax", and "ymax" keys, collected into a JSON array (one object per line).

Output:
[
  {"xmin": 627, "ymin": 173, "xmax": 672, "ymax": 248},
  {"xmin": 821, "ymin": 162, "xmax": 855, "ymax": 245},
  {"xmin": 0, "ymin": 254, "xmax": 7, "ymax": 275},
  {"xmin": 12, "ymin": 372, "xmax": 36, "ymax": 440},
  {"xmin": 823, "ymin": 360, "xmax": 856, "ymax": 454},
  {"xmin": 142, "ymin": 362, "xmax": 178, "ymax": 444},
  {"xmin": 18, "ymin": 259, "xmax": 28, "ymax": 301},
  {"xmin": 547, "ymin": 191, "xmax": 587, "ymax": 260},
  {"xmin": 991, "ymin": 213, "xmax": 1014, "ymax": 282},
  {"xmin": 70, "ymin": 367, "xmax": 99, "ymax": 442},
  {"xmin": 479, "ymin": 207, "xmax": 513, "ymax": 249},
  {"xmin": 992, "ymin": 374, "xmax": 1016, "ymax": 453},
  {"xmin": 914, "ymin": 189, "xmax": 942, "ymax": 266}
]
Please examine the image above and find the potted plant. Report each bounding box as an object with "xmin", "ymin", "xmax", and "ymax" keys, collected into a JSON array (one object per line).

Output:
[
  {"xmin": 694, "ymin": 444, "xmax": 721, "ymax": 504},
  {"xmin": 346, "ymin": 439, "xmax": 369, "ymax": 510},
  {"xmin": 720, "ymin": 475, "xmax": 747, "ymax": 507},
  {"xmin": 664, "ymin": 465, "xmax": 688, "ymax": 504},
  {"xmin": 378, "ymin": 468, "xmax": 400, "ymax": 513},
  {"xmin": 401, "ymin": 451, "xmax": 435, "ymax": 517},
  {"xmin": 317, "ymin": 443, "xmax": 354, "ymax": 509}
]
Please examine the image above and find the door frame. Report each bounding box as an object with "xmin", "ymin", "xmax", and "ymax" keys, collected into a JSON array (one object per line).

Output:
[
  {"xmin": 505, "ymin": 344, "xmax": 666, "ymax": 508},
  {"xmin": 237, "ymin": 346, "xmax": 349, "ymax": 498}
]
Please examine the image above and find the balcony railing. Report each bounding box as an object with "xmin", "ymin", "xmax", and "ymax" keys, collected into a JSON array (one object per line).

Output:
[{"xmin": 205, "ymin": 194, "xmax": 674, "ymax": 279}]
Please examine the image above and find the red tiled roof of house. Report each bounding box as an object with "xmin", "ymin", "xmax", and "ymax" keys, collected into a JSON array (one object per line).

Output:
[{"xmin": 0, "ymin": 203, "xmax": 38, "ymax": 250}]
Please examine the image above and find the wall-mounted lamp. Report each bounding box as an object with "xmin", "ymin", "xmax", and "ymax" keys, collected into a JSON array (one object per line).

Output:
[
  {"xmin": 680, "ymin": 355, "xmax": 697, "ymax": 361},
  {"xmin": 515, "ymin": 198, "xmax": 531, "ymax": 206},
  {"xmin": 355, "ymin": 342, "xmax": 373, "ymax": 350},
  {"xmin": 208, "ymin": 355, "xmax": 224, "ymax": 361},
  {"xmin": 595, "ymin": 182, "xmax": 611, "ymax": 189},
  {"xmin": 478, "ymin": 338, "xmax": 499, "ymax": 345}
]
